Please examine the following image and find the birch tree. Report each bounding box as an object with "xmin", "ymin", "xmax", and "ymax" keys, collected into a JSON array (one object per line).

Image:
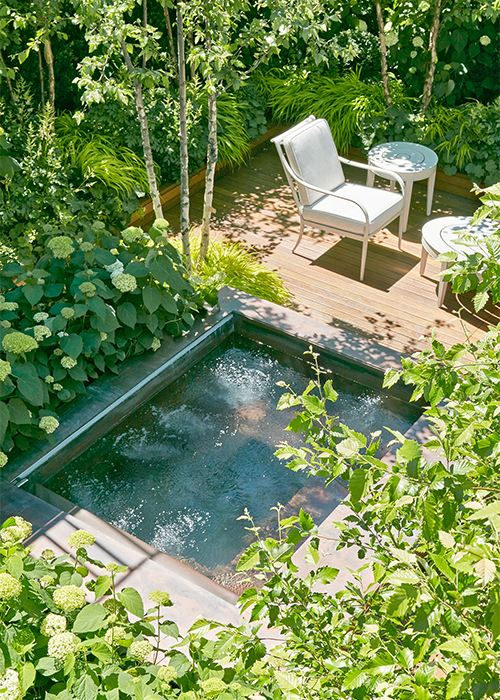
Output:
[
  {"xmin": 180, "ymin": 0, "xmax": 328, "ymax": 263},
  {"xmin": 74, "ymin": 0, "xmax": 165, "ymax": 220}
]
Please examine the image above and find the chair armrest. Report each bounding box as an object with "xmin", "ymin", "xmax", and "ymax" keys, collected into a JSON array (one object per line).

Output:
[
  {"xmin": 279, "ymin": 156, "xmax": 370, "ymax": 225},
  {"xmin": 338, "ymin": 156, "xmax": 406, "ymax": 196}
]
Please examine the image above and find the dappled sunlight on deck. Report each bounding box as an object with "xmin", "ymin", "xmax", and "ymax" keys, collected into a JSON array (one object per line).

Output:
[{"xmin": 159, "ymin": 147, "xmax": 499, "ymax": 355}]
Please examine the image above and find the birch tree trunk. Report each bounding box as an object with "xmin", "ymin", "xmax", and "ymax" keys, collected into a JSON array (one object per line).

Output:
[
  {"xmin": 120, "ymin": 39, "xmax": 164, "ymax": 221},
  {"xmin": 163, "ymin": 2, "xmax": 178, "ymax": 82},
  {"xmin": 421, "ymin": 0, "xmax": 442, "ymax": 114},
  {"xmin": 375, "ymin": 0, "xmax": 392, "ymax": 108},
  {"xmin": 142, "ymin": 0, "xmax": 147, "ymax": 69},
  {"xmin": 199, "ymin": 88, "xmax": 217, "ymax": 262},
  {"xmin": 176, "ymin": 5, "xmax": 191, "ymax": 272},
  {"xmin": 44, "ymin": 38, "xmax": 55, "ymax": 109},
  {"xmin": 38, "ymin": 49, "xmax": 46, "ymax": 108}
]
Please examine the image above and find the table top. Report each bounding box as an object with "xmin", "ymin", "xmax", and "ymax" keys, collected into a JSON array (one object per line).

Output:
[
  {"xmin": 368, "ymin": 141, "xmax": 438, "ymax": 173},
  {"xmin": 422, "ymin": 215, "xmax": 498, "ymax": 258}
]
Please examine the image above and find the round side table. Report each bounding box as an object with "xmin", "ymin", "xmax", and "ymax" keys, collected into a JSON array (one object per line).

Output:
[
  {"xmin": 366, "ymin": 142, "xmax": 438, "ymax": 245},
  {"xmin": 421, "ymin": 216, "xmax": 497, "ymax": 307}
]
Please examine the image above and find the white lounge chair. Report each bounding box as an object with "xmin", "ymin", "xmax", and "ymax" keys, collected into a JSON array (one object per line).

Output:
[{"xmin": 272, "ymin": 116, "xmax": 406, "ymax": 281}]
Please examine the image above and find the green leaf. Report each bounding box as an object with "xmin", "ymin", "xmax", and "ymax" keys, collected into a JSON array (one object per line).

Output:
[
  {"xmin": 94, "ymin": 248, "xmax": 119, "ymax": 266},
  {"xmin": 7, "ymin": 398, "xmax": 31, "ymax": 425},
  {"xmin": 274, "ymin": 670, "xmax": 301, "ymax": 692},
  {"xmin": 160, "ymin": 290, "xmax": 177, "ymax": 314},
  {"xmin": 94, "ymin": 575, "xmax": 112, "ymax": 599},
  {"xmin": 36, "ymin": 657, "xmax": 60, "ymax": 676},
  {"xmin": 73, "ymin": 603, "xmax": 108, "ymax": 633},
  {"xmin": 397, "ymin": 439, "xmax": 421, "ymax": 462},
  {"xmin": 299, "ymin": 509, "xmax": 315, "ymax": 531},
  {"xmin": 468, "ymin": 500, "xmax": 500, "ymax": 520},
  {"xmin": 143, "ymin": 286, "xmax": 162, "ymax": 314},
  {"xmin": 60, "ymin": 334, "xmax": 83, "ymax": 360},
  {"xmin": 117, "ymin": 587, "xmax": 144, "ymax": 619},
  {"xmin": 6, "ymin": 554, "xmax": 23, "ymax": 578},
  {"xmin": 0, "ymin": 402, "xmax": 9, "ymax": 444},
  {"xmin": 22, "ymin": 284, "xmax": 43, "ymax": 306},
  {"xmin": 87, "ymin": 296, "xmax": 107, "ymax": 319},
  {"xmin": 19, "ymin": 662, "xmax": 35, "ymax": 692},
  {"xmin": 323, "ymin": 379, "xmax": 338, "ymax": 402},
  {"xmin": 73, "ymin": 673, "xmax": 98, "ymax": 700},
  {"xmin": 117, "ymin": 302, "xmax": 137, "ymax": 328},
  {"xmin": 236, "ymin": 546, "xmax": 260, "ymax": 571},
  {"xmin": 12, "ymin": 364, "xmax": 44, "ymax": 406},
  {"xmin": 337, "ymin": 438, "xmax": 360, "ymax": 459},
  {"xmin": 349, "ymin": 468, "xmax": 366, "ymax": 502},
  {"xmin": 124, "ymin": 261, "xmax": 149, "ymax": 277},
  {"xmin": 446, "ymin": 671, "xmax": 466, "ymax": 699},
  {"xmin": 343, "ymin": 668, "xmax": 369, "ymax": 690},
  {"xmin": 383, "ymin": 368, "xmax": 402, "ymax": 389},
  {"xmin": 86, "ymin": 640, "xmax": 113, "ymax": 663}
]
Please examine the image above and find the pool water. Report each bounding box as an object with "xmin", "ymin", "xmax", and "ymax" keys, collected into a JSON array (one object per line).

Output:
[{"xmin": 46, "ymin": 336, "xmax": 419, "ymax": 571}]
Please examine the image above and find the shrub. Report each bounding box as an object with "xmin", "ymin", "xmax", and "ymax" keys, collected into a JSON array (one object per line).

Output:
[
  {"xmin": 0, "ymin": 219, "xmax": 202, "ymax": 464},
  {"xmin": 0, "ymin": 519, "xmax": 269, "ymax": 700},
  {"xmin": 171, "ymin": 234, "xmax": 292, "ymax": 306}
]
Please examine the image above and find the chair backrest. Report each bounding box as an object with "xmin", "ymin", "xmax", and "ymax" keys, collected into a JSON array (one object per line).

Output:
[{"xmin": 273, "ymin": 116, "xmax": 345, "ymax": 206}]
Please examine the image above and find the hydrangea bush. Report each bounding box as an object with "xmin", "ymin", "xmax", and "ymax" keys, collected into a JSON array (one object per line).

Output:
[
  {"xmin": 0, "ymin": 219, "xmax": 218, "ymax": 466},
  {"xmin": 0, "ymin": 520, "xmax": 269, "ymax": 700}
]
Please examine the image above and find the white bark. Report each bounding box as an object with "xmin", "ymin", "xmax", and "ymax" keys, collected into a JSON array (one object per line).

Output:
[
  {"xmin": 176, "ymin": 5, "xmax": 191, "ymax": 272},
  {"xmin": 199, "ymin": 88, "xmax": 217, "ymax": 262},
  {"xmin": 44, "ymin": 38, "xmax": 55, "ymax": 109},
  {"xmin": 120, "ymin": 39, "xmax": 164, "ymax": 221},
  {"xmin": 375, "ymin": 0, "xmax": 392, "ymax": 108}
]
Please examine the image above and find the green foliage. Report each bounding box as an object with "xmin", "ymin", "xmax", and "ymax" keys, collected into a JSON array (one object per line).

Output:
[
  {"xmin": 360, "ymin": 98, "xmax": 500, "ymax": 185},
  {"xmin": 0, "ymin": 519, "xmax": 272, "ymax": 700},
  {"xmin": 170, "ymin": 234, "xmax": 292, "ymax": 306},
  {"xmin": 0, "ymin": 102, "xmax": 139, "ymax": 266},
  {"xmin": 55, "ymin": 114, "xmax": 150, "ymax": 195},
  {"xmin": 437, "ymin": 182, "xmax": 500, "ymax": 311},
  {"xmin": 0, "ymin": 221, "xmax": 201, "ymax": 463},
  {"xmin": 259, "ymin": 69, "xmax": 411, "ymax": 153},
  {"xmin": 236, "ymin": 332, "xmax": 500, "ymax": 698}
]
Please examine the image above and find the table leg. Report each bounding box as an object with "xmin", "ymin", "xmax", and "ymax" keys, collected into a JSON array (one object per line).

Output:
[
  {"xmin": 366, "ymin": 169, "xmax": 375, "ymax": 187},
  {"xmin": 426, "ymin": 168, "xmax": 436, "ymax": 217},
  {"xmin": 437, "ymin": 261, "xmax": 449, "ymax": 307},
  {"xmin": 401, "ymin": 179, "xmax": 413, "ymax": 233},
  {"xmin": 420, "ymin": 247, "xmax": 428, "ymax": 276},
  {"xmin": 389, "ymin": 179, "xmax": 396, "ymax": 192}
]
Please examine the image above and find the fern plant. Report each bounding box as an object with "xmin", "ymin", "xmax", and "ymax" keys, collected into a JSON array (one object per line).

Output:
[{"xmin": 56, "ymin": 113, "xmax": 150, "ymax": 195}]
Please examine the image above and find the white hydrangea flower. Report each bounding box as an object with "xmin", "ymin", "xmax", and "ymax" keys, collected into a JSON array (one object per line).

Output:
[
  {"xmin": 151, "ymin": 338, "xmax": 161, "ymax": 352},
  {"xmin": 410, "ymin": 50, "xmax": 417, "ymax": 58},
  {"xmin": 104, "ymin": 626, "xmax": 128, "ymax": 646},
  {"xmin": 34, "ymin": 325, "xmax": 52, "ymax": 342},
  {"xmin": 121, "ymin": 226, "xmax": 143, "ymax": 244},
  {"xmin": 53, "ymin": 348, "xmax": 63, "ymax": 356},
  {"xmin": 0, "ymin": 301, "xmax": 19, "ymax": 311},
  {"xmin": 48, "ymin": 632, "xmax": 80, "ymax": 661},
  {"xmin": 33, "ymin": 312, "xmax": 49, "ymax": 322},
  {"xmin": 47, "ymin": 236, "xmax": 74, "ymax": 259},
  {"xmin": 0, "ymin": 360, "xmax": 12, "ymax": 382},
  {"xmin": 45, "ymin": 375, "xmax": 54, "ymax": 383},
  {"xmin": 157, "ymin": 666, "xmax": 177, "ymax": 684},
  {"xmin": 61, "ymin": 307, "xmax": 75, "ymax": 319},
  {"xmin": 53, "ymin": 585, "xmax": 86, "ymax": 611},
  {"xmin": 39, "ymin": 416, "xmax": 59, "ymax": 434},
  {"xmin": 2, "ymin": 332, "xmax": 38, "ymax": 355},
  {"xmin": 0, "ymin": 669, "xmax": 22, "ymax": 700},
  {"xmin": 112, "ymin": 273, "xmax": 137, "ymax": 293},
  {"xmin": 80, "ymin": 242, "xmax": 94, "ymax": 252},
  {"xmin": 0, "ymin": 517, "xmax": 32, "ymax": 545},
  {"xmin": 1, "ymin": 321, "xmax": 11, "ymax": 328},
  {"xmin": 53, "ymin": 383, "xmax": 63, "ymax": 391},
  {"xmin": 100, "ymin": 332, "xmax": 107, "ymax": 341},
  {"xmin": 61, "ymin": 356, "xmax": 77, "ymax": 369},
  {"xmin": 385, "ymin": 32, "xmax": 398, "ymax": 47},
  {"xmin": 67, "ymin": 530, "xmax": 95, "ymax": 549},
  {"xmin": 40, "ymin": 613, "xmax": 67, "ymax": 636},
  {"xmin": 79, "ymin": 282, "xmax": 97, "ymax": 297},
  {"xmin": 0, "ymin": 573, "xmax": 22, "ymax": 599},
  {"xmin": 412, "ymin": 36, "xmax": 424, "ymax": 47},
  {"xmin": 105, "ymin": 260, "xmax": 124, "ymax": 279},
  {"xmin": 57, "ymin": 331, "xmax": 69, "ymax": 338},
  {"xmin": 480, "ymin": 35, "xmax": 491, "ymax": 45},
  {"xmin": 129, "ymin": 640, "xmax": 153, "ymax": 660}
]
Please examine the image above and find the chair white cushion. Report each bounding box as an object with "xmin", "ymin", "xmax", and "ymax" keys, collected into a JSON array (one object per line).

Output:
[
  {"xmin": 302, "ymin": 183, "xmax": 403, "ymax": 236},
  {"xmin": 283, "ymin": 119, "xmax": 344, "ymax": 206}
]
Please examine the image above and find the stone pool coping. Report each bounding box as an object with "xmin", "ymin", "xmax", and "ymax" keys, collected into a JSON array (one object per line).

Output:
[{"xmin": 0, "ymin": 286, "xmax": 430, "ymax": 626}]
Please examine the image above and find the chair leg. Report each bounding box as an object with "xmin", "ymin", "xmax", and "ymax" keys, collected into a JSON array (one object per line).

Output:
[
  {"xmin": 292, "ymin": 219, "xmax": 304, "ymax": 253},
  {"xmin": 437, "ymin": 261, "xmax": 449, "ymax": 307},
  {"xmin": 366, "ymin": 169, "xmax": 375, "ymax": 188},
  {"xmin": 420, "ymin": 247, "xmax": 428, "ymax": 276},
  {"xmin": 398, "ymin": 215, "xmax": 404, "ymax": 250},
  {"xmin": 360, "ymin": 238, "xmax": 369, "ymax": 281},
  {"xmin": 426, "ymin": 169, "xmax": 436, "ymax": 216}
]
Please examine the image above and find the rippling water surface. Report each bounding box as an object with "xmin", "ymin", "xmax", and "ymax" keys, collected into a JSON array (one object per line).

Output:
[{"xmin": 46, "ymin": 337, "xmax": 419, "ymax": 570}]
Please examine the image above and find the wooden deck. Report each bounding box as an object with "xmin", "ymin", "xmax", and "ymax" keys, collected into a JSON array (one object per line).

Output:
[{"xmin": 159, "ymin": 146, "xmax": 499, "ymax": 356}]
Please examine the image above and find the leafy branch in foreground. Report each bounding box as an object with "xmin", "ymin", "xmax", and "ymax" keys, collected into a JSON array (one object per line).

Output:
[{"xmin": 236, "ymin": 330, "xmax": 500, "ymax": 699}]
